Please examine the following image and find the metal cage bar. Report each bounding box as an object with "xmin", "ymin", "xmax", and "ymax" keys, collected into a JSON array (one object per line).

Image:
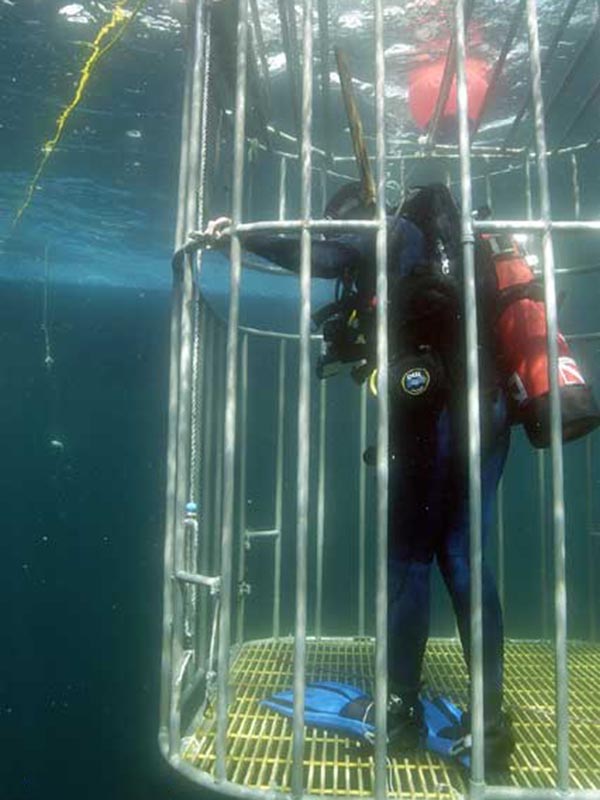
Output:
[
  {"xmin": 316, "ymin": 0, "xmax": 332, "ymax": 168},
  {"xmin": 557, "ymin": 72, "xmax": 600, "ymax": 150},
  {"xmin": 315, "ymin": 379, "xmax": 327, "ymax": 638},
  {"xmin": 215, "ymin": 0, "xmax": 250, "ymax": 778},
  {"xmin": 197, "ymin": 305, "xmax": 215, "ymax": 672},
  {"xmin": 160, "ymin": 0, "xmax": 207, "ymax": 762},
  {"xmin": 235, "ymin": 334, "xmax": 249, "ymax": 645},
  {"xmin": 525, "ymin": 0, "xmax": 571, "ymax": 790},
  {"xmin": 425, "ymin": 0, "xmax": 474, "ymax": 148},
  {"xmin": 372, "ymin": 0, "xmax": 389, "ymax": 793},
  {"xmin": 503, "ymin": 0, "xmax": 583, "ymax": 149},
  {"xmin": 455, "ymin": 0, "xmax": 486, "ymax": 792},
  {"xmin": 290, "ymin": 0, "xmax": 314, "ymax": 795},
  {"xmin": 587, "ymin": 435, "xmax": 598, "ymax": 642},
  {"xmin": 471, "ymin": 0, "xmax": 526, "ymax": 140},
  {"xmin": 538, "ymin": 449, "xmax": 549, "ymax": 637},
  {"xmin": 277, "ymin": 0, "xmax": 301, "ymax": 141},
  {"xmin": 496, "ymin": 477, "xmax": 506, "ymax": 614},
  {"xmin": 273, "ymin": 339, "xmax": 286, "ymax": 639},
  {"xmin": 358, "ymin": 384, "xmax": 368, "ymax": 636}
]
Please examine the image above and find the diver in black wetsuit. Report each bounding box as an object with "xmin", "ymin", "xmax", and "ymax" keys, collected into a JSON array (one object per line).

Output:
[{"xmin": 201, "ymin": 182, "xmax": 515, "ymax": 769}]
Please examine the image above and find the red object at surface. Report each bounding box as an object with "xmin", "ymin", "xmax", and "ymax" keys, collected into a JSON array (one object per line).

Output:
[{"xmin": 408, "ymin": 57, "xmax": 489, "ymax": 129}]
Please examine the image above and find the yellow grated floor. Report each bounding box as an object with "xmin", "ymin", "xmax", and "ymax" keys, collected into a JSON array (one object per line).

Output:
[{"xmin": 182, "ymin": 638, "xmax": 600, "ymax": 798}]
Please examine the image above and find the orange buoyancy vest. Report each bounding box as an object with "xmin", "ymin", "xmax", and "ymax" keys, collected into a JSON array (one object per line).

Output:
[{"xmin": 483, "ymin": 232, "xmax": 600, "ymax": 448}]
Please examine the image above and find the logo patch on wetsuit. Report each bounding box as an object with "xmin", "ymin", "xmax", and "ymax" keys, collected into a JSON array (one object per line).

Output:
[{"xmin": 401, "ymin": 367, "xmax": 431, "ymax": 396}]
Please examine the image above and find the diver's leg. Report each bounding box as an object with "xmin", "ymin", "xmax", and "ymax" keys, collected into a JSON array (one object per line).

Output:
[
  {"xmin": 436, "ymin": 393, "xmax": 515, "ymax": 770},
  {"xmin": 387, "ymin": 414, "xmax": 448, "ymax": 706},
  {"xmin": 386, "ymin": 552, "xmax": 432, "ymax": 751},
  {"xmin": 437, "ymin": 393, "xmax": 510, "ymax": 720},
  {"xmin": 387, "ymin": 555, "xmax": 432, "ymax": 706},
  {"xmin": 437, "ymin": 553, "xmax": 505, "ymax": 719}
]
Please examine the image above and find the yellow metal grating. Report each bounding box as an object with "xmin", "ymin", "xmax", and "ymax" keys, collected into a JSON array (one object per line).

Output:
[{"xmin": 182, "ymin": 638, "xmax": 600, "ymax": 798}]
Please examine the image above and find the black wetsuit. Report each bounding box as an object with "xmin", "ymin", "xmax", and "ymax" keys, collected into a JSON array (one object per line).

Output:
[{"xmin": 237, "ymin": 213, "xmax": 509, "ymax": 721}]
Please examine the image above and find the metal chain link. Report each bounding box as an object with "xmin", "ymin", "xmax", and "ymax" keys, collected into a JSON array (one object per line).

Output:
[
  {"xmin": 185, "ymin": 0, "xmax": 214, "ymax": 642},
  {"xmin": 189, "ymin": 0, "xmax": 213, "ymax": 507}
]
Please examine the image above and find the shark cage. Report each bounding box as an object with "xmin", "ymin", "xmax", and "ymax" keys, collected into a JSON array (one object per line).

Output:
[{"xmin": 159, "ymin": 0, "xmax": 600, "ymax": 798}]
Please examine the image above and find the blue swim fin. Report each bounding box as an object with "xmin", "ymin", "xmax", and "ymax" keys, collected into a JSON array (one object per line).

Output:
[
  {"xmin": 421, "ymin": 694, "xmax": 471, "ymax": 768},
  {"xmin": 261, "ymin": 681, "xmax": 375, "ymax": 744},
  {"xmin": 261, "ymin": 681, "xmax": 471, "ymax": 766}
]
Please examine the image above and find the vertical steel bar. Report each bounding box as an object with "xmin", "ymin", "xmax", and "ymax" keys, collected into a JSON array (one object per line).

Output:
[
  {"xmin": 189, "ymin": 302, "xmax": 208, "ymax": 652},
  {"xmin": 539, "ymin": 450, "xmax": 549, "ymax": 637},
  {"xmin": 160, "ymin": 11, "xmax": 193, "ymax": 751},
  {"xmin": 236, "ymin": 334, "xmax": 249, "ymax": 645},
  {"xmin": 320, "ymin": 167, "xmax": 328, "ymax": 217},
  {"xmin": 358, "ymin": 383, "xmax": 367, "ymax": 635},
  {"xmin": 291, "ymin": 0, "xmax": 313, "ymax": 794},
  {"xmin": 425, "ymin": 0, "xmax": 474, "ymax": 148},
  {"xmin": 399, "ymin": 157, "xmax": 406, "ymax": 206},
  {"xmin": 546, "ymin": 1, "xmax": 600, "ymax": 140},
  {"xmin": 249, "ymin": 0, "xmax": 272, "ymax": 104},
  {"xmin": 585, "ymin": 436, "xmax": 596, "ymax": 640},
  {"xmin": 245, "ymin": 152, "xmax": 254, "ymax": 221},
  {"xmin": 525, "ymin": 0, "xmax": 571, "ymax": 788},
  {"xmin": 186, "ymin": 0, "xmax": 214, "ymax": 654},
  {"xmin": 198, "ymin": 307, "xmax": 215, "ymax": 671},
  {"xmin": 277, "ymin": 0, "xmax": 301, "ymax": 139},
  {"xmin": 525, "ymin": 153, "xmax": 533, "ymax": 220},
  {"xmin": 572, "ymin": 154, "xmax": 584, "ymax": 644},
  {"xmin": 195, "ymin": 0, "xmax": 213, "ymax": 237},
  {"xmin": 174, "ymin": 3, "xmax": 194, "ymax": 250},
  {"xmin": 373, "ymin": 0, "xmax": 389, "ymax": 794},
  {"xmin": 316, "ymin": 0, "xmax": 332, "ymax": 166},
  {"xmin": 503, "ymin": 0, "xmax": 582, "ymax": 149},
  {"xmin": 496, "ymin": 478, "xmax": 505, "ymax": 614},
  {"xmin": 315, "ymin": 379, "xmax": 327, "ymax": 638},
  {"xmin": 185, "ymin": 0, "xmax": 205, "ymax": 235},
  {"xmin": 455, "ymin": 0, "xmax": 486, "ymax": 792},
  {"xmin": 186, "ymin": 0, "xmax": 210, "ymax": 648},
  {"xmin": 471, "ymin": 0, "xmax": 526, "ymax": 139},
  {"xmin": 484, "ymin": 156, "xmax": 493, "ymax": 214},
  {"xmin": 279, "ymin": 156, "xmax": 288, "ymax": 221},
  {"xmin": 571, "ymin": 153, "xmax": 581, "ymax": 221},
  {"xmin": 527, "ymin": 151, "xmax": 549, "ymax": 640},
  {"xmin": 188, "ymin": 308, "xmax": 202, "ymax": 513},
  {"xmin": 215, "ymin": 0, "xmax": 249, "ymax": 778},
  {"xmin": 273, "ymin": 339, "xmax": 286, "ymax": 638},
  {"xmin": 159, "ymin": 273, "xmax": 183, "ymax": 757},
  {"xmin": 169, "ymin": 252, "xmax": 197, "ymax": 755},
  {"xmin": 557, "ymin": 73, "xmax": 600, "ymax": 150},
  {"xmin": 213, "ymin": 325, "xmax": 225, "ymax": 575},
  {"xmin": 162, "ymin": 0, "xmax": 205, "ymax": 759}
]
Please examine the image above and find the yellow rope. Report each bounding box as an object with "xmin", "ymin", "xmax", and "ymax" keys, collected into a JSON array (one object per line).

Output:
[{"xmin": 13, "ymin": 0, "xmax": 147, "ymax": 228}]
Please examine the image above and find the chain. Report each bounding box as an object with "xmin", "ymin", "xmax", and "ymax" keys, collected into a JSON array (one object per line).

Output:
[
  {"xmin": 189, "ymin": 0, "xmax": 213, "ymax": 506},
  {"xmin": 184, "ymin": 0, "xmax": 214, "ymax": 642}
]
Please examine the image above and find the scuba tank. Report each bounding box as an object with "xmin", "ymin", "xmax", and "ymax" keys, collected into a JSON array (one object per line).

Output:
[{"xmin": 483, "ymin": 232, "xmax": 600, "ymax": 448}]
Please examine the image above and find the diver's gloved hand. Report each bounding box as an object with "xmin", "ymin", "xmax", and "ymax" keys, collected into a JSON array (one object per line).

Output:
[{"xmin": 189, "ymin": 216, "xmax": 232, "ymax": 247}]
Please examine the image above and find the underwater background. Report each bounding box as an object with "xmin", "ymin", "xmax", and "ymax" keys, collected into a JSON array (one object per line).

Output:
[{"xmin": 1, "ymin": 1, "xmax": 599, "ymax": 798}]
